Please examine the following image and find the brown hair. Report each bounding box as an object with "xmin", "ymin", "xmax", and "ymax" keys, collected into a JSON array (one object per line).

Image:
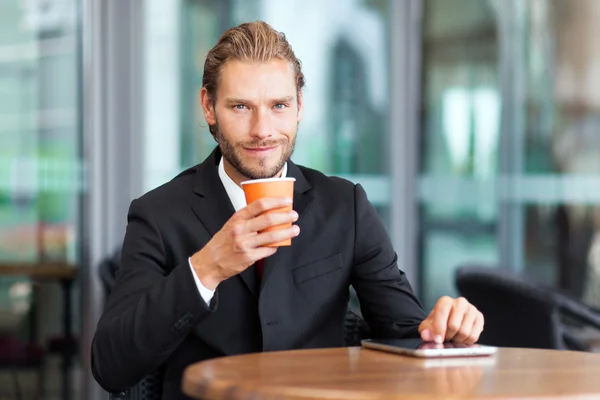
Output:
[{"xmin": 202, "ymin": 21, "xmax": 305, "ymax": 133}]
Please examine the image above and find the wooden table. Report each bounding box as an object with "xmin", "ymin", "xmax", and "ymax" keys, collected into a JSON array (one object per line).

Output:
[
  {"xmin": 0, "ymin": 263, "xmax": 77, "ymax": 400},
  {"xmin": 0, "ymin": 263, "xmax": 77, "ymax": 280},
  {"xmin": 183, "ymin": 347, "xmax": 600, "ymax": 399}
]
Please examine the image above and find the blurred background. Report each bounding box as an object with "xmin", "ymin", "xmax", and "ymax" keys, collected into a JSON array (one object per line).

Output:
[{"xmin": 0, "ymin": 0, "xmax": 599, "ymax": 398}]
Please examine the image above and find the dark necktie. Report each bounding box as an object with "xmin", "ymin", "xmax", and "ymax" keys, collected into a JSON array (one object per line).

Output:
[{"xmin": 256, "ymin": 259, "xmax": 265, "ymax": 282}]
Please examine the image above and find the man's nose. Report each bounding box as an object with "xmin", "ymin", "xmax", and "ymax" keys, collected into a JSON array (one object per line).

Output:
[{"xmin": 250, "ymin": 108, "xmax": 273, "ymax": 139}]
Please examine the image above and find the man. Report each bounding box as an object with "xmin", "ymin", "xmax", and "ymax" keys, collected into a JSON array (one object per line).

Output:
[{"xmin": 92, "ymin": 21, "xmax": 484, "ymax": 399}]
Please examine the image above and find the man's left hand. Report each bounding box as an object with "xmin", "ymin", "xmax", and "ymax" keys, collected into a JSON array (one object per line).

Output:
[{"xmin": 418, "ymin": 296, "xmax": 484, "ymax": 345}]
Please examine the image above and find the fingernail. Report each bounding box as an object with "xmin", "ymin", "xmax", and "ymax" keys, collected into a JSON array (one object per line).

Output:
[
  {"xmin": 290, "ymin": 211, "xmax": 299, "ymax": 219},
  {"xmin": 293, "ymin": 225, "xmax": 300, "ymax": 235},
  {"xmin": 284, "ymin": 198, "xmax": 293, "ymax": 204},
  {"xmin": 434, "ymin": 335, "xmax": 443, "ymax": 344}
]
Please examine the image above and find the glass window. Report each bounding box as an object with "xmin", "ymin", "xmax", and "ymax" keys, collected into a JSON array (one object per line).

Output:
[
  {"xmin": 419, "ymin": 0, "xmax": 500, "ymax": 308},
  {"xmin": 520, "ymin": 0, "xmax": 600, "ymax": 305},
  {"xmin": 143, "ymin": 0, "xmax": 393, "ymax": 225},
  {"xmin": 419, "ymin": 0, "xmax": 600, "ymax": 309},
  {"xmin": 0, "ymin": 0, "xmax": 82, "ymax": 397},
  {"xmin": 0, "ymin": 0, "xmax": 81, "ymax": 265}
]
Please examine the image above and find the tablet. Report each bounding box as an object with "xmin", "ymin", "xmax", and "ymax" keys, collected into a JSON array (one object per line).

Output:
[{"xmin": 361, "ymin": 338, "xmax": 497, "ymax": 358}]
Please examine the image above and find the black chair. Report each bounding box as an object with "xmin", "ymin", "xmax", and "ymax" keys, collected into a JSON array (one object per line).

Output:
[
  {"xmin": 98, "ymin": 250, "xmax": 371, "ymax": 399},
  {"xmin": 98, "ymin": 250, "xmax": 162, "ymax": 400},
  {"xmin": 344, "ymin": 307, "xmax": 371, "ymax": 346},
  {"xmin": 0, "ymin": 334, "xmax": 45, "ymax": 400},
  {"xmin": 456, "ymin": 265, "xmax": 600, "ymax": 351},
  {"xmin": 107, "ymin": 369, "xmax": 163, "ymax": 400}
]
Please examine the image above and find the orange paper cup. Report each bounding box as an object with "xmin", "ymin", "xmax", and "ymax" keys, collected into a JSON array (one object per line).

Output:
[{"xmin": 241, "ymin": 177, "xmax": 296, "ymax": 247}]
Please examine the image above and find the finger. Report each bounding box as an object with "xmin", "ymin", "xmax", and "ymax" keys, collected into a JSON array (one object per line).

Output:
[
  {"xmin": 451, "ymin": 306, "xmax": 477, "ymax": 343},
  {"xmin": 240, "ymin": 197, "xmax": 293, "ymax": 219},
  {"xmin": 465, "ymin": 312, "xmax": 484, "ymax": 345},
  {"xmin": 445, "ymin": 297, "xmax": 470, "ymax": 341},
  {"xmin": 251, "ymin": 246, "xmax": 278, "ymax": 262},
  {"xmin": 420, "ymin": 329, "xmax": 434, "ymax": 342},
  {"xmin": 419, "ymin": 319, "xmax": 434, "ymax": 342},
  {"xmin": 229, "ymin": 246, "xmax": 277, "ymax": 274},
  {"xmin": 229, "ymin": 209, "xmax": 296, "ymax": 244},
  {"xmin": 250, "ymin": 225, "xmax": 300, "ymax": 248},
  {"xmin": 431, "ymin": 296, "xmax": 454, "ymax": 343},
  {"xmin": 246, "ymin": 210, "xmax": 299, "ymax": 233}
]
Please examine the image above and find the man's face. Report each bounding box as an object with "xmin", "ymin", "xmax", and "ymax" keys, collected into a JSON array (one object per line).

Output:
[{"xmin": 201, "ymin": 59, "xmax": 304, "ymax": 181}]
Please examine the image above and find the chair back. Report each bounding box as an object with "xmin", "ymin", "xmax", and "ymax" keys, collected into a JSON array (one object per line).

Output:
[
  {"xmin": 344, "ymin": 307, "xmax": 371, "ymax": 346},
  {"xmin": 456, "ymin": 266, "xmax": 566, "ymax": 349},
  {"xmin": 99, "ymin": 249, "xmax": 163, "ymax": 400},
  {"xmin": 108, "ymin": 369, "xmax": 163, "ymax": 400}
]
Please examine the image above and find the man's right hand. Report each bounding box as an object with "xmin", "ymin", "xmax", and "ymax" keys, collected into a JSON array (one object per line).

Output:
[{"xmin": 190, "ymin": 197, "xmax": 300, "ymax": 290}]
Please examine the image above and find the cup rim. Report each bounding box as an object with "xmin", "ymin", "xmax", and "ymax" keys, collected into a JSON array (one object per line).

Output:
[{"xmin": 240, "ymin": 177, "xmax": 296, "ymax": 185}]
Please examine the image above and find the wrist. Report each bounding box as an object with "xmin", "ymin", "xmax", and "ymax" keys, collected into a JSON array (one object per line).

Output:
[{"xmin": 190, "ymin": 251, "xmax": 221, "ymax": 290}]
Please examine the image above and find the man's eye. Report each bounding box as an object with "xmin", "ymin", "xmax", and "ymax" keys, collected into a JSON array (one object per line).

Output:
[
  {"xmin": 234, "ymin": 104, "xmax": 247, "ymax": 110},
  {"xmin": 274, "ymin": 103, "xmax": 287, "ymax": 109}
]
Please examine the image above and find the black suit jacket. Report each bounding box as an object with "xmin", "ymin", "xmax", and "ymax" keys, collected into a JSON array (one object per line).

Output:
[{"xmin": 92, "ymin": 148, "xmax": 426, "ymax": 399}]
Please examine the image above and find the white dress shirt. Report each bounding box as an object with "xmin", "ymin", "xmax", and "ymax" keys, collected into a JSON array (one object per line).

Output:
[{"xmin": 189, "ymin": 157, "xmax": 288, "ymax": 305}]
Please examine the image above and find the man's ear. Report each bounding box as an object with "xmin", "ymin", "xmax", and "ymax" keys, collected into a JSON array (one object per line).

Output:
[
  {"xmin": 297, "ymin": 91, "xmax": 304, "ymax": 123},
  {"xmin": 200, "ymin": 87, "xmax": 216, "ymax": 125}
]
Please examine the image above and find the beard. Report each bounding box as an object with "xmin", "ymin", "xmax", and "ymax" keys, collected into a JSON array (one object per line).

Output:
[{"xmin": 213, "ymin": 121, "xmax": 297, "ymax": 180}]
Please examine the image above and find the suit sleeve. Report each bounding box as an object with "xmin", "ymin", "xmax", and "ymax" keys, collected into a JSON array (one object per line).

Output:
[
  {"xmin": 350, "ymin": 184, "xmax": 427, "ymax": 338},
  {"xmin": 91, "ymin": 198, "xmax": 218, "ymax": 392}
]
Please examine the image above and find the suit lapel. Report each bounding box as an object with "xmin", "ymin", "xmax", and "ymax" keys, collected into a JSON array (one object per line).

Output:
[
  {"xmin": 190, "ymin": 148, "xmax": 258, "ymax": 296},
  {"xmin": 260, "ymin": 161, "xmax": 314, "ymax": 290}
]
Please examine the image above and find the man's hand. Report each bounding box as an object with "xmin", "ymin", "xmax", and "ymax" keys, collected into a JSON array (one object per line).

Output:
[
  {"xmin": 418, "ymin": 296, "xmax": 484, "ymax": 344},
  {"xmin": 190, "ymin": 197, "xmax": 299, "ymax": 290}
]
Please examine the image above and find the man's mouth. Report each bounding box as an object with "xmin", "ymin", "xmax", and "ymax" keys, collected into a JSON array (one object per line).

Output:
[{"xmin": 244, "ymin": 145, "xmax": 278, "ymax": 155}]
